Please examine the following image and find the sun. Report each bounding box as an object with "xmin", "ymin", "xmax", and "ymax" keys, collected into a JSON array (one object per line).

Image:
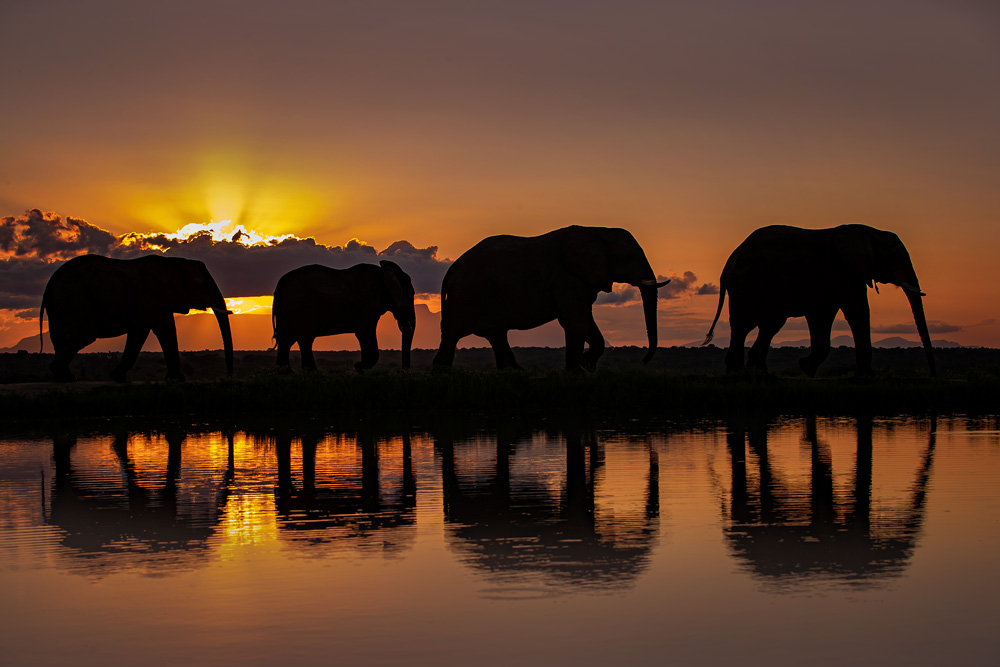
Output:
[{"xmin": 165, "ymin": 220, "xmax": 296, "ymax": 246}]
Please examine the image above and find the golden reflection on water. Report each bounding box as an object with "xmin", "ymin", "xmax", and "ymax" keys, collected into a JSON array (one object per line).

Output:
[
  {"xmin": 2, "ymin": 416, "xmax": 999, "ymax": 666},
  {"xmin": 200, "ymin": 431, "xmax": 281, "ymax": 559},
  {"xmin": 218, "ymin": 492, "xmax": 278, "ymax": 556}
]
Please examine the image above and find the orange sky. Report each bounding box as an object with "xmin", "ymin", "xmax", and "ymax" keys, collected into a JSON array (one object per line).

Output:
[{"xmin": 2, "ymin": 1, "xmax": 998, "ymax": 352}]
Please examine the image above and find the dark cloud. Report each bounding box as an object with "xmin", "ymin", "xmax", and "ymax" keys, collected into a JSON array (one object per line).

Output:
[
  {"xmin": 113, "ymin": 234, "xmax": 449, "ymax": 296},
  {"xmin": 0, "ymin": 256, "xmax": 62, "ymax": 310},
  {"xmin": 0, "ymin": 210, "xmax": 452, "ymax": 306},
  {"xmin": 595, "ymin": 271, "xmax": 717, "ymax": 306},
  {"xmin": 595, "ymin": 284, "xmax": 640, "ymax": 306},
  {"xmin": 1, "ymin": 209, "xmax": 117, "ymax": 260},
  {"xmin": 660, "ymin": 272, "xmax": 698, "ymax": 299}
]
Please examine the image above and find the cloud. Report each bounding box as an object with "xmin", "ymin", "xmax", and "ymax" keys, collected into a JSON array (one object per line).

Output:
[
  {"xmin": 0, "ymin": 209, "xmax": 117, "ymax": 260},
  {"xmin": 595, "ymin": 284, "xmax": 641, "ymax": 306},
  {"xmin": 595, "ymin": 271, "xmax": 718, "ymax": 306},
  {"xmin": 0, "ymin": 256, "xmax": 63, "ymax": 310},
  {"xmin": 114, "ymin": 233, "xmax": 449, "ymax": 296},
  {"xmin": 1, "ymin": 211, "xmax": 452, "ymax": 307}
]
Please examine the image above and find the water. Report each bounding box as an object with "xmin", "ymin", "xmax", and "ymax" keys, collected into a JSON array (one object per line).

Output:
[{"xmin": 1, "ymin": 416, "xmax": 998, "ymax": 666}]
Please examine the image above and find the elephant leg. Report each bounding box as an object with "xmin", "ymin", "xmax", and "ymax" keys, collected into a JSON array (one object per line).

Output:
[
  {"xmin": 300, "ymin": 337, "xmax": 318, "ymax": 371},
  {"xmin": 433, "ymin": 329, "xmax": 460, "ymax": 368},
  {"xmin": 558, "ymin": 311, "xmax": 590, "ymax": 371},
  {"xmin": 726, "ymin": 318, "xmax": 753, "ymax": 373},
  {"xmin": 799, "ymin": 307, "xmax": 839, "ymax": 378},
  {"xmin": 275, "ymin": 336, "xmax": 293, "ymax": 369},
  {"xmin": 152, "ymin": 314, "xmax": 185, "ymax": 381},
  {"xmin": 355, "ymin": 329, "xmax": 380, "ymax": 372},
  {"xmin": 483, "ymin": 329, "xmax": 520, "ymax": 370},
  {"xmin": 841, "ymin": 295, "xmax": 873, "ymax": 376},
  {"xmin": 581, "ymin": 316, "xmax": 605, "ymax": 371},
  {"xmin": 747, "ymin": 316, "xmax": 786, "ymax": 372},
  {"xmin": 50, "ymin": 333, "xmax": 93, "ymax": 382},
  {"xmin": 111, "ymin": 326, "xmax": 151, "ymax": 383}
]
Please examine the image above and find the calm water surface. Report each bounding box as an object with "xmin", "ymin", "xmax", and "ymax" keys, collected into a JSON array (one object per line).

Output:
[{"xmin": 1, "ymin": 416, "xmax": 998, "ymax": 666}]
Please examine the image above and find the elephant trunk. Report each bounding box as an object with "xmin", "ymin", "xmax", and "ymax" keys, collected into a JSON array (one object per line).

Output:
[
  {"xmin": 904, "ymin": 289, "xmax": 936, "ymax": 378},
  {"xmin": 212, "ymin": 305, "xmax": 234, "ymax": 377},
  {"xmin": 640, "ymin": 285, "xmax": 658, "ymax": 364}
]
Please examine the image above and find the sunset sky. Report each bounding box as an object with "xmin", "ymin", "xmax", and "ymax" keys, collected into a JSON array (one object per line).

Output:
[{"xmin": 2, "ymin": 0, "xmax": 998, "ymax": 352}]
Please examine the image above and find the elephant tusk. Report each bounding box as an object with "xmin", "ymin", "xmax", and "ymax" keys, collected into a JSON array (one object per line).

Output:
[
  {"xmin": 640, "ymin": 279, "xmax": 670, "ymax": 288},
  {"xmin": 901, "ymin": 282, "xmax": 926, "ymax": 297}
]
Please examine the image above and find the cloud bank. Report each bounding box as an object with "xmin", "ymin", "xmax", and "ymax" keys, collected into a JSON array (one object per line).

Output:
[
  {"xmin": 0, "ymin": 210, "xmax": 450, "ymax": 308},
  {"xmin": 595, "ymin": 271, "xmax": 718, "ymax": 306}
]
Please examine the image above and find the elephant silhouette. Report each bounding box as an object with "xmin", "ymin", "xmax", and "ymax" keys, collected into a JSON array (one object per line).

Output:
[
  {"xmin": 433, "ymin": 226, "xmax": 668, "ymax": 371},
  {"xmin": 706, "ymin": 225, "xmax": 935, "ymax": 377},
  {"xmin": 41, "ymin": 254, "xmax": 234, "ymax": 382},
  {"xmin": 272, "ymin": 261, "xmax": 416, "ymax": 372}
]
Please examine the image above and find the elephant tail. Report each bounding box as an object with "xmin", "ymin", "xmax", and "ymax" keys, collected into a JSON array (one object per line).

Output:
[{"xmin": 703, "ymin": 278, "xmax": 726, "ymax": 346}]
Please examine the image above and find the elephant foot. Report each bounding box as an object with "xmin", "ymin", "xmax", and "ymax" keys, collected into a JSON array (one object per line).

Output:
[
  {"xmin": 165, "ymin": 371, "xmax": 186, "ymax": 382},
  {"xmin": 353, "ymin": 362, "xmax": 369, "ymax": 373},
  {"xmin": 109, "ymin": 368, "xmax": 128, "ymax": 383}
]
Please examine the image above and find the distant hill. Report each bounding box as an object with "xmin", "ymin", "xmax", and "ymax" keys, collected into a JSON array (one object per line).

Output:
[{"xmin": 684, "ymin": 334, "xmax": 966, "ymax": 349}]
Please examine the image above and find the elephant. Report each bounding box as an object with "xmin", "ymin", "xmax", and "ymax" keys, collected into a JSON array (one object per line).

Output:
[
  {"xmin": 432, "ymin": 225, "xmax": 669, "ymax": 371},
  {"xmin": 704, "ymin": 224, "xmax": 935, "ymax": 377},
  {"xmin": 40, "ymin": 254, "xmax": 234, "ymax": 382},
  {"xmin": 272, "ymin": 260, "xmax": 416, "ymax": 372}
]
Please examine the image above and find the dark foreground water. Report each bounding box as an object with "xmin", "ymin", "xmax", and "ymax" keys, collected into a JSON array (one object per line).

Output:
[{"xmin": 1, "ymin": 415, "xmax": 998, "ymax": 666}]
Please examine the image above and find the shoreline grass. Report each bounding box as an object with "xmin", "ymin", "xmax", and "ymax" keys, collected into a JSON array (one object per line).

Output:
[{"xmin": 1, "ymin": 366, "xmax": 997, "ymax": 427}]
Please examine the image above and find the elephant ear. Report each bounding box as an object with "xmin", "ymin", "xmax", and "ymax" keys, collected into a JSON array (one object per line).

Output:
[
  {"xmin": 833, "ymin": 227, "xmax": 876, "ymax": 288},
  {"xmin": 561, "ymin": 236, "xmax": 612, "ymax": 293},
  {"xmin": 380, "ymin": 260, "xmax": 406, "ymax": 311}
]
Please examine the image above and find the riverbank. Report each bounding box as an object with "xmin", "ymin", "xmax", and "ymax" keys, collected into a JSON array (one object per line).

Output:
[{"xmin": 1, "ymin": 366, "xmax": 997, "ymax": 424}]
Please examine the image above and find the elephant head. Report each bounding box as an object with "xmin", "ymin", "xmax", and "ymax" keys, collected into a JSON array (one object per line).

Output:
[
  {"xmin": 379, "ymin": 260, "xmax": 416, "ymax": 369},
  {"xmin": 834, "ymin": 225, "xmax": 935, "ymax": 376},
  {"xmin": 562, "ymin": 227, "xmax": 669, "ymax": 363},
  {"xmin": 146, "ymin": 256, "xmax": 234, "ymax": 376}
]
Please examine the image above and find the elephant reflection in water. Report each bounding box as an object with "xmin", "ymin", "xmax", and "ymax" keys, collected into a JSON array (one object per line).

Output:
[
  {"xmin": 436, "ymin": 425, "xmax": 659, "ymax": 592},
  {"xmin": 724, "ymin": 416, "xmax": 935, "ymax": 582},
  {"xmin": 267, "ymin": 428, "xmax": 416, "ymax": 556},
  {"xmin": 47, "ymin": 427, "xmax": 235, "ymax": 575}
]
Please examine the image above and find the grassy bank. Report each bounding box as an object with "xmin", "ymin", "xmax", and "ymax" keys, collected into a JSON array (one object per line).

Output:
[{"xmin": 1, "ymin": 366, "xmax": 997, "ymax": 424}]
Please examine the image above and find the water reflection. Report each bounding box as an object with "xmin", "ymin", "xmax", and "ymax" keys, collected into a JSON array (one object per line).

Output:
[
  {"xmin": 436, "ymin": 425, "xmax": 659, "ymax": 597},
  {"xmin": 6, "ymin": 416, "xmax": 998, "ymax": 666},
  {"xmin": 266, "ymin": 427, "xmax": 417, "ymax": 556},
  {"xmin": 48, "ymin": 427, "xmax": 233, "ymax": 576},
  {"xmin": 724, "ymin": 415, "xmax": 936, "ymax": 586},
  {"xmin": 19, "ymin": 416, "xmax": 945, "ymax": 591}
]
